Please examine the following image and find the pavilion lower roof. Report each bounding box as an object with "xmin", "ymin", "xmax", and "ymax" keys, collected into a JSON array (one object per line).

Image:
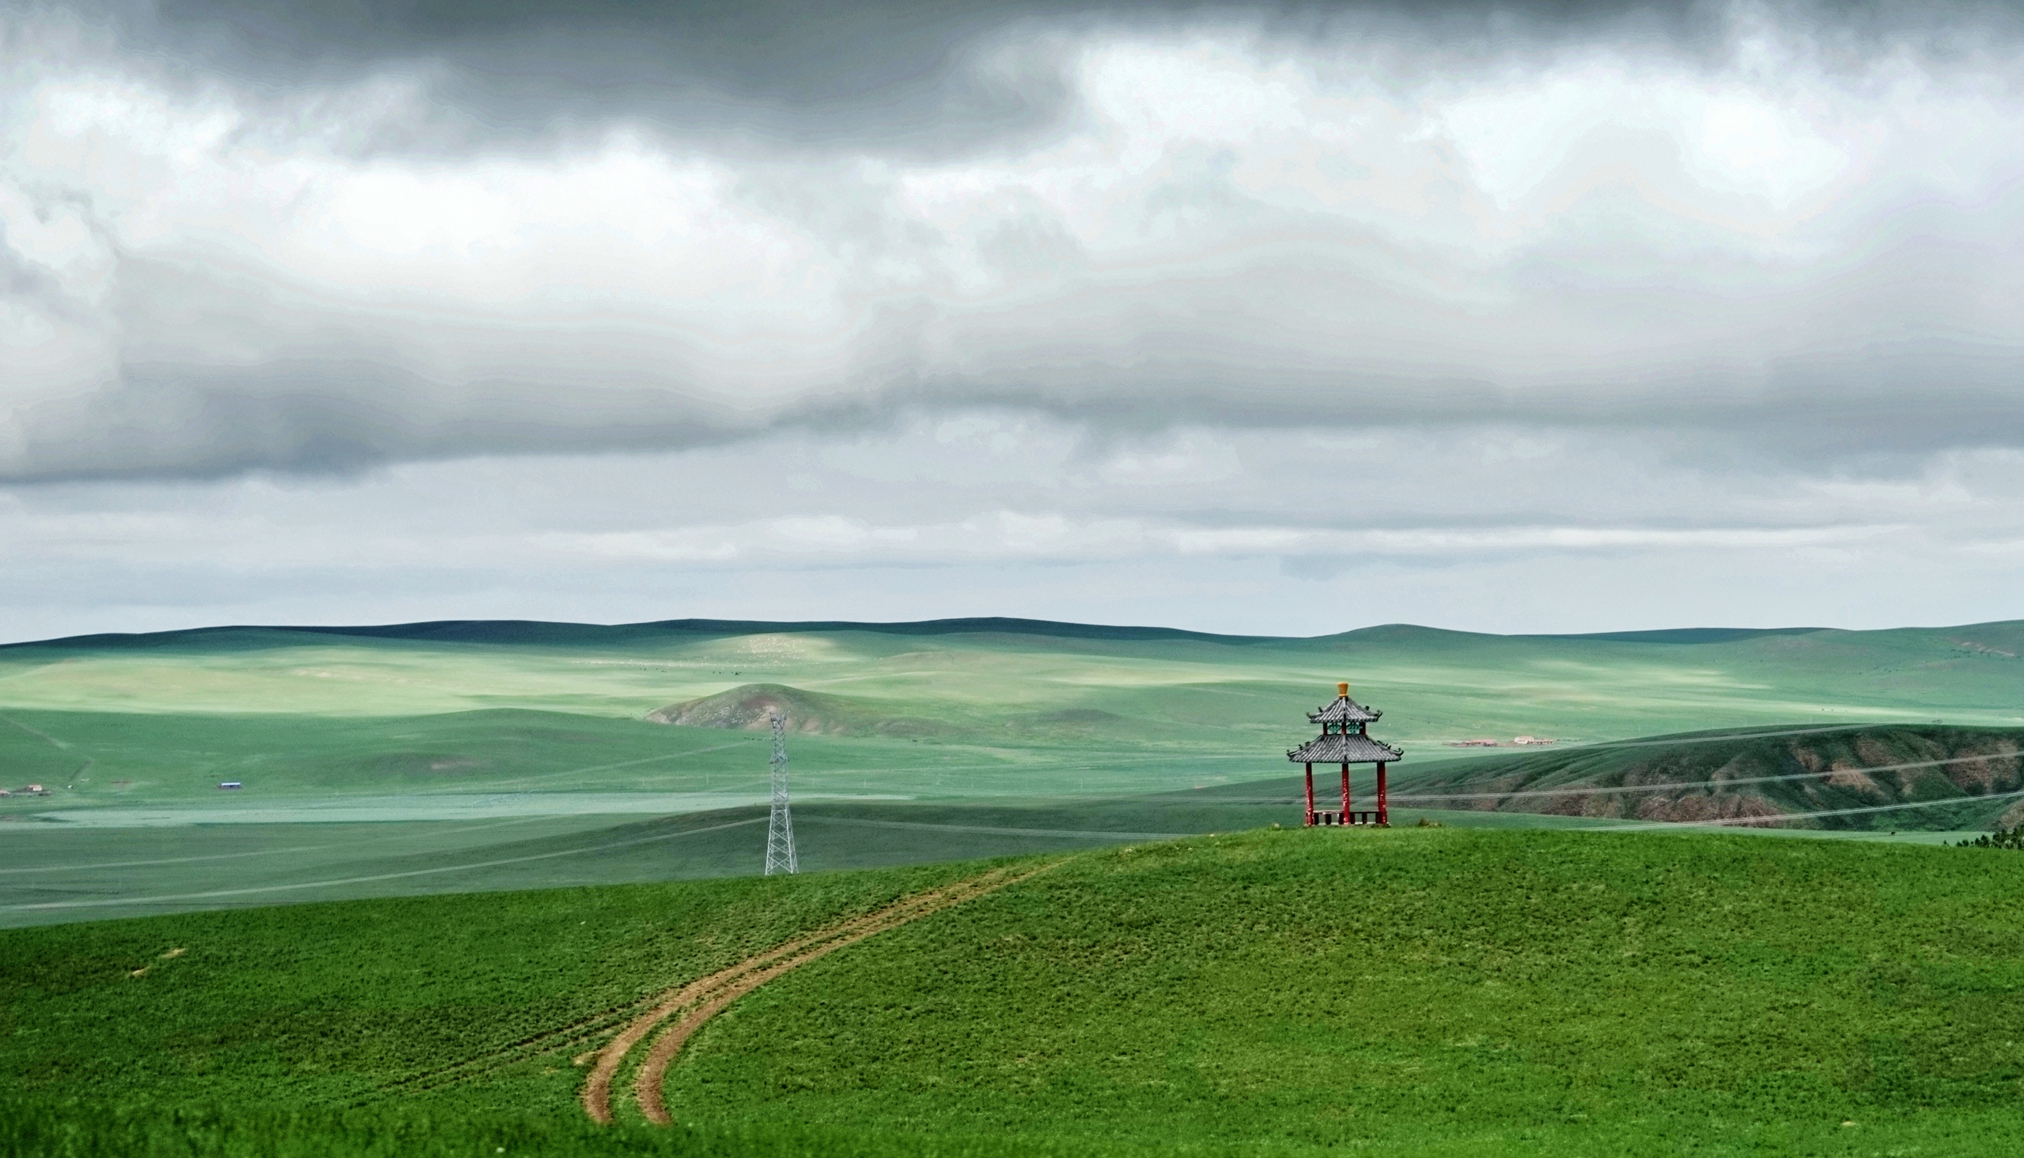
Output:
[{"xmin": 1287, "ymin": 732, "xmax": 1404, "ymax": 764}]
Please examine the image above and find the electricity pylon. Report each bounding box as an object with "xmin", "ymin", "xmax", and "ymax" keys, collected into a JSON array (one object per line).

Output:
[{"xmin": 763, "ymin": 712, "xmax": 798, "ymax": 875}]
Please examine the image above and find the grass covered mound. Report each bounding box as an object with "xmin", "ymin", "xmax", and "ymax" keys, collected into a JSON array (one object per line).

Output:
[
  {"xmin": 5, "ymin": 828, "xmax": 2024, "ymax": 1156},
  {"xmin": 669, "ymin": 827, "xmax": 2024, "ymax": 1155}
]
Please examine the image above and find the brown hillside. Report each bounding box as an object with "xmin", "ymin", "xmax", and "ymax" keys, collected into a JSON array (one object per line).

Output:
[
  {"xmin": 646, "ymin": 683, "xmax": 950, "ymax": 737},
  {"xmin": 1407, "ymin": 724, "xmax": 2024, "ymax": 831}
]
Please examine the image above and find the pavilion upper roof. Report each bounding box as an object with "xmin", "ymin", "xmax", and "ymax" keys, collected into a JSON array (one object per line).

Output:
[
  {"xmin": 1287, "ymin": 732, "xmax": 1403, "ymax": 764},
  {"xmin": 1309, "ymin": 695, "xmax": 1381, "ymax": 724}
]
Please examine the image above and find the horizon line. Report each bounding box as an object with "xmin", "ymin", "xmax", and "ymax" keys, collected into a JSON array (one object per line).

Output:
[{"xmin": 9, "ymin": 614, "xmax": 2015, "ymax": 651}]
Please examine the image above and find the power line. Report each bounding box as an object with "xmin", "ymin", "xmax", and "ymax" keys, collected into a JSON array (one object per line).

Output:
[
  {"xmin": 0, "ymin": 815, "xmax": 554, "ymax": 876},
  {"xmin": 2, "ymin": 817, "xmax": 765, "ymax": 913},
  {"xmin": 1510, "ymin": 723, "xmax": 1883, "ymax": 751}
]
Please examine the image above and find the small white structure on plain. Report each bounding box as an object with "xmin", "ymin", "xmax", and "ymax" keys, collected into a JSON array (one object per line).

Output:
[{"xmin": 763, "ymin": 712, "xmax": 799, "ymax": 875}]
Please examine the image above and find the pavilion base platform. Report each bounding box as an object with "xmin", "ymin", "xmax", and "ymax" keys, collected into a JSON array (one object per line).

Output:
[{"xmin": 1307, "ymin": 809, "xmax": 1386, "ymax": 827}]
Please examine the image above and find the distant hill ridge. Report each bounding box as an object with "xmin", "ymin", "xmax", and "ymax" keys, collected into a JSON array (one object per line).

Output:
[
  {"xmin": 6, "ymin": 616, "xmax": 1257, "ymax": 650},
  {"xmin": 10, "ymin": 615, "xmax": 2024, "ymax": 651}
]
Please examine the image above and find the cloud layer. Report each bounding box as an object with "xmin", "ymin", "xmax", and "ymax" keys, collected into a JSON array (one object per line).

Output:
[
  {"xmin": 8, "ymin": 415, "xmax": 2024, "ymax": 641},
  {"xmin": 6, "ymin": 0, "xmax": 2024, "ymax": 481}
]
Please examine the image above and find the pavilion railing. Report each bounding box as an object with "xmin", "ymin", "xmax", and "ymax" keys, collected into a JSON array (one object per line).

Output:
[{"xmin": 1307, "ymin": 810, "xmax": 1386, "ymax": 827}]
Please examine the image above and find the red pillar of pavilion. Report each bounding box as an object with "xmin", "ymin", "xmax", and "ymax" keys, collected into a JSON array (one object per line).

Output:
[
  {"xmin": 1376, "ymin": 762, "xmax": 1388, "ymax": 826},
  {"xmin": 1303, "ymin": 762, "xmax": 1316, "ymax": 826}
]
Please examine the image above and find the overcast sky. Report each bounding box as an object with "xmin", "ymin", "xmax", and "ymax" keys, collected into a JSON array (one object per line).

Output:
[{"xmin": 4, "ymin": 0, "xmax": 2024, "ymax": 642}]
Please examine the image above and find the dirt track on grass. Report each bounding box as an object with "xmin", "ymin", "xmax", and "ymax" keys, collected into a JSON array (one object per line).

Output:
[{"xmin": 581, "ymin": 862, "xmax": 1053, "ymax": 1125}]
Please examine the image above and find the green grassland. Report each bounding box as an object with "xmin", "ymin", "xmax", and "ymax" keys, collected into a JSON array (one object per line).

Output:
[
  {"xmin": 6, "ymin": 828, "xmax": 2024, "ymax": 1156},
  {"xmin": 8, "ymin": 619, "xmax": 2024, "ymax": 740},
  {"xmin": 6, "ymin": 617, "xmax": 2024, "ymax": 927},
  {"xmin": 8, "ymin": 619, "xmax": 2024, "ymax": 816}
]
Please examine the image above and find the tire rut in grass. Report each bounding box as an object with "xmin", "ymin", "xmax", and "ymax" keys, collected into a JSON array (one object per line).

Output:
[{"xmin": 581, "ymin": 862, "xmax": 1054, "ymax": 1125}]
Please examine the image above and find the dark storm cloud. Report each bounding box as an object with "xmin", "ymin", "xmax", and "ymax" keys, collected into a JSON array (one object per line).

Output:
[
  {"xmin": 44, "ymin": 0, "xmax": 1916, "ymax": 153},
  {"xmin": 8, "ymin": 358, "xmax": 755, "ymax": 482}
]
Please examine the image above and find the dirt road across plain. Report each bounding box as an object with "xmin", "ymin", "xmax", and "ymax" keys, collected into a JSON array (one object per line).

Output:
[{"xmin": 581, "ymin": 862, "xmax": 1052, "ymax": 1125}]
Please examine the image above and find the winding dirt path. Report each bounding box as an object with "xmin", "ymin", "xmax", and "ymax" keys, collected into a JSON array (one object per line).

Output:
[{"xmin": 581, "ymin": 862, "xmax": 1051, "ymax": 1125}]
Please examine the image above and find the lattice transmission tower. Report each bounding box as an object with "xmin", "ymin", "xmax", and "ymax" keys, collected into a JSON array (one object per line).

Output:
[{"xmin": 763, "ymin": 712, "xmax": 799, "ymax": 875}]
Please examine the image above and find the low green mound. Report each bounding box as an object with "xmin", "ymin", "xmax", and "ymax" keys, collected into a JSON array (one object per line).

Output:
[
  {"xmin": 5, "ymin": 828, "xmax": 2024, "ymax": 1155},
  {"xmin": 665, "ymin": 827, "xmax": 2024, "ymax": 1154}
]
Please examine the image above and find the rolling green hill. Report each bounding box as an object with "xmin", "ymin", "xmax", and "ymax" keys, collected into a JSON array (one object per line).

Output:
[
  {"xmin": 8, "ymin": 616, "xmax": 2024, "ymax": 736},
  {"xmin": 5, "ymin": 828, "xmax": 2023, "ymax": 1156}
]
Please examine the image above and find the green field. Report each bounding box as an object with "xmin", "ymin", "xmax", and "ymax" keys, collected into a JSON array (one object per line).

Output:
[
  {"xmin": 6, "ymin": 617, "xmax": 2024, "ymax": 926},
  {"xmin": 6, "ymin": 617, "xmax": 2023, "ymax": 1153},
  {"xmin": 6, "ymin": 828, "xmax": 2023, "ymax": 1156}
]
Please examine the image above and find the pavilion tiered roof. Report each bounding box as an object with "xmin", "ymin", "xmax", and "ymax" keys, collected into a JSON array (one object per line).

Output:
[{"xmin": 1287, "ymin": 731, "xmax": 1403, "ymax": 764}]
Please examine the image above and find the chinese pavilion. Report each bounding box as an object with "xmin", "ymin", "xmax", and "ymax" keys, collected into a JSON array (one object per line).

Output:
[{"xmin": 1287, "ymin": 682, "xmax": 1402, "ymax": 826}]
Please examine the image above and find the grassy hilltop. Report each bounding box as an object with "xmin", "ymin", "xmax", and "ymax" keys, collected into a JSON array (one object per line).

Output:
[{"xmin": 5, "ymin": 828, "xmax": 2024, "ymax": 1156}]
